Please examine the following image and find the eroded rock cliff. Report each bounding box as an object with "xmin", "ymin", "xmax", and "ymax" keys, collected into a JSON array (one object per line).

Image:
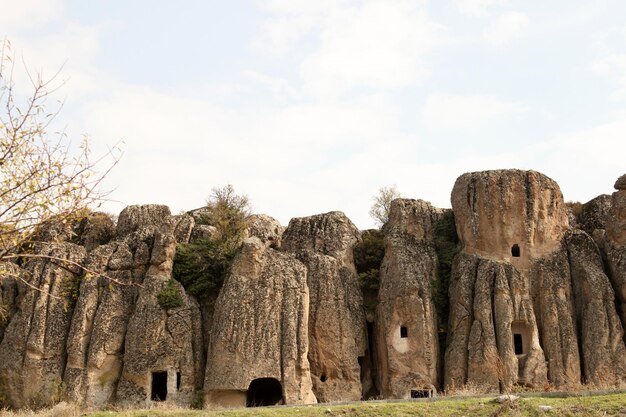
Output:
[
  {"xmin": 445, "ymin": 170, "xmax": 626, "ymax": 391},
  {"xmin": 0, "ymin": 170, "xmax": 625, "ymax": 411},
  {"xmin": 375, "ymin": 199, "xmax": 442, "ymax": 398},
  {"xmin": 282, "ymin": 212, "xmax": 367, "ymax": 402},
  {"xmin": 204, "ymin": 237, "xmax": 315, "ymax": 407}
]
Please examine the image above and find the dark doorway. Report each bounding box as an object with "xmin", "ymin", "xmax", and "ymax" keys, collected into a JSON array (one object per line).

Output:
[
  {"xmin": 513, "ymin": 333, "xmax": 523, "ymax": 355},
  {"xmin": 176, "ymin": 371, "xmax": 181, "ymax": 390},
  {"xmin": 511, "ymin": 244, "xmax": 520, "ymax": 257},
  {"xmin": 246, "ymin": 378, "xmax": 283, "ymax": 407},
  {"xmin": 411, "ymin": 389, "xmax": 431, "ymax": 398},
  {"xmin": 400, "ymin": 326, "xmax": 408, "ymax": 338},
  {"xmin": 151, "ymin": 371, "xmax": 168, "ymax": 401}
]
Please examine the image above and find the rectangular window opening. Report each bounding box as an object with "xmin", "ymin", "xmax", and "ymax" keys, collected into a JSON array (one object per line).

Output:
[
  {"xmin": 176, "ymin": 371, "xmax": 181, "ymax": 391},
  {"xmin": 513, "ymin": 333, "xmax": 523, "ymax": 355},
  {"xmin": 400, "ymin": 326, "xmax": 408, "ymax": 338},
  {"xmin": 151, "ymin": 371, "xmax": 168, "ymax": 401}
]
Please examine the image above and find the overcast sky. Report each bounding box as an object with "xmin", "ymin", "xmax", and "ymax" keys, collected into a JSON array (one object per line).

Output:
[{"xmin": 2, "ymin": 0, "xmax": 626, "ymax": 228}]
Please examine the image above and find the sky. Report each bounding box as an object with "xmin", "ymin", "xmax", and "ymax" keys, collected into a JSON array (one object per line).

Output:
[{"xmin": 2, "ymin": 0, "xmax": 626, "ymax": 229}]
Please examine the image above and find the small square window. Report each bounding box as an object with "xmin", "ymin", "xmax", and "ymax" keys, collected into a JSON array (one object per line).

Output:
[{"xmin": 400, "ymin": 326, "xmax": 408, "ymax": 338}]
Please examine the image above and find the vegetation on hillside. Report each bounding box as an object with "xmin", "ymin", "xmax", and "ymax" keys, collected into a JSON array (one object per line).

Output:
[
  {"xmin": 431, "ymin": 210, "xmax": 460, "ymax": 334},
  {"xmin": 173, "ymin": 185, "xmax": 250, "ymax": 300},
  {"xmin": 157, "ymin": 279, "xmax": 184, "ymax": 310},
  {"xmin": 353, "ymin": 229, "xmax": 385, "ymax": 314}
]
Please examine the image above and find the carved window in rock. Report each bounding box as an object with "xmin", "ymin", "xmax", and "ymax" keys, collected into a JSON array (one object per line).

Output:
[
  {"xmin": 511, "ymin": 244, "xmax": 521, "ymax": 257},
  {"xmin": 511, "ymin": 321, "xmax": 531, "ymax": 355},
  {"xmin": 400, "ymin": 326, "xmax": 408, "ymax": 338},
  {"xmin": 151, "ymin": 371, "xmax": 168, "ymax": 401},
  {"xmin": 513, "ymin": 334, "xmax": 523, "ymax": 354}
]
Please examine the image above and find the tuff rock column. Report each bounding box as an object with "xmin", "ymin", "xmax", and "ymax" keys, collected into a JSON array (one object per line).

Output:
[{"xmin": 282, "ymin": 212, "xmax": 367, "ymax": 402}]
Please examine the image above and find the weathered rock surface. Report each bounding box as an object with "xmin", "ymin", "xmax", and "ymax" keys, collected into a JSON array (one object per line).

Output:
[
  {"xmin": 445, "ymin": 252, "xmax": 548, "ymax": 391},
  {"xmin": 375, "ymin": 199, "xmax": 442, "ymax": 398},
  {"xmin": 529, "ymin": 249, "xmax": 580, "ymax": 388},
  {"xmin": 282, "ymin": 212, "xmax": 366, "ymax": 402},
  {"xmin": 0, "ymin": 243, "xmax": 86, "ymax": 408},
  {"xmin": 1, "ymin": 170, "xmax": 625, "ymax": 410},
  {"xmin": 565, "ymin": 230, "xmax": 626, "ymax": 384},
  {"xmin": 452, "ymin": 170, "xmax": 569, "ymax": 268},
  {"xmin": 615, "ymin": 173, "xmax": 626, "ymax": 190},
  {"xmin": 0, "ymin": 264, "xmax": 20, "ymax": 344},
  {"xmin": 204, "ymin": 237, "xmax": 315, "ymax": 407},
  {"xmin": 578, "ymin": 195, "xmax": 612, "ymax": 236},
  {"xmin": 116, "ymin": 205, "xmax": 172, "ymax": 236},
  {"xmin": 74, "ymin": 212, "xmax": 116, "ymax": 251},
  {"xmin": 63, "ymin": 205, "xmax": 205, "ymax": 408},
  {"xmin": 605, "ymin": 176, "xmax": 626, "ymax": 333},
  {"xmin": 245, "ymin": 214, "xmax": 283, "ymax": 248},
  {"xmin": 446, "ymin": 169, "xmax": 626, "ymax": 391}
]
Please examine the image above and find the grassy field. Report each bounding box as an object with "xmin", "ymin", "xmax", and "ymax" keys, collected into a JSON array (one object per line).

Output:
[{"xmin": 2, "ymin": 392, "xmax": 625, "ymax": 417}]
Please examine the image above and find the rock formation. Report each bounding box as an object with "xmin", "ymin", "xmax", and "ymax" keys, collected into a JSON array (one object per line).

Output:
[
  {"xmin": 606, "ymin": 175, "xmax": 626, "ymax": 332},
  {"xmin": 0, "ymin": 242, "xmax": 86, "ymax": 408},
  {"xmin": 282, "ymin": 212, "xmax": 367, "ymax": 402},
  {"xmin": 204, "ymin": 237, "xmax": 315, "ymax": 407},
  {"xmin": 375, "ymin": 199, "xmax": 442, "ymax": 398},
  {"xmin": 445, "ymin": 170, "xmax": 626, "ymax": 391},
  {"xmin": 0, "ymin": 170, "xmax": 625, "ymax": 411}
]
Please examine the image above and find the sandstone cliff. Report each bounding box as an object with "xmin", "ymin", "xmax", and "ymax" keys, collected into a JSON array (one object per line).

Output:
[
  {"xmin": 375, "ymin": 199, "xmax": 442, "ymax": 398},
  {"xmin": 204, "ymin": 237, "xmax": 315, "ymax": 407},
  {"xmin": 445, "ymin": 170, "xmax": 626, "ymax": 391},
  {"xmin": 282, "ymin": 212, "xmax": 367, "ymax": 402},
  {"xmin": 0, "ymin": 170, "xmax": 625, "ymax": 411}
]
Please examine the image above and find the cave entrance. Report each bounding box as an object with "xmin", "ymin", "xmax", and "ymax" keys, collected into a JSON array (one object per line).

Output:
[
  {"xmin": 411, "ymin": 388, "xmax": 432, "ymax": 398},
  {"xmin": 246, "ymin": 378, "xmax": 283, "ymax": 407},
  {"xmin": 511, "ymin": 244, "xmax": 520, "ymax": 257},
  {"xmin": 151, "ymin": 371, "xmax": 168, "ymax": 401}
]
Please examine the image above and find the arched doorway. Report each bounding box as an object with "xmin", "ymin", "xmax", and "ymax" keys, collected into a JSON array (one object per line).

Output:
[{"xmin": 246, "ymin": 377, "xmax": 283, "ymax": 407}]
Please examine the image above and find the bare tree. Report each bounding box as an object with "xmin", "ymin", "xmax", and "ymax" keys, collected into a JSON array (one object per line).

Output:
[
  {"xmin": 203, "ymin": 184, "xmax": 251, "ymax": 251},
  {"xmin": 0, "ymin": 40, "xmax": 121, "ymax": 289},
  {"xmin": 369, "ymin": 185, "xmax": 402, "ymax": 227}
]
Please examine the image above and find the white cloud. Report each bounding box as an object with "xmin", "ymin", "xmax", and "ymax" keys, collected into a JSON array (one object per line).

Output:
[
  {"xmin": 252, "ymin": 14, "xmax": 319, "ymax": 55},
  {"xmin": 81, "ymin": 86, "xmax": 405, "ymax": 227},
  {"xmin": 593, "ymin": 31, "xmax": 626, "ymax": 99},
  {"xmin": 483, "ymin": 11, "xmax": 529, "ymax": 46},
  {"xmin": 0, "ymin": 0, "xmax": 62, "ymax": 34},
  {"xmin": 302, "ymin": 0, "xmax": 444, "ymax": 98},
  {"xmin": 423, "ymin": 94, "xmax": 527, "ymax": 131},
  {"xmin": 455, "ymin": 0, "xmax": 506, "ymax": 17},
  {"xmin": 255, "ymin": 0, "xmax": 445, "ymax": 99}
]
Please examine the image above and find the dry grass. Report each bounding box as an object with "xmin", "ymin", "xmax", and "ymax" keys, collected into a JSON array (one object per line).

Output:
[
  {"xmin": 2, "ymin": 392, "xmax": 626, "ymax": 417},
  {"xmin": 0, "ymin": 402, "xmax": 82, "ymax": 417}
]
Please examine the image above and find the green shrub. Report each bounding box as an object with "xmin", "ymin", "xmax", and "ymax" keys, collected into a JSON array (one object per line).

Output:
[
  {"xmin": 432, "ymin": 210, "xmax": 460, "ymax": 333},
  {"xmin": 190, "ymin": 390, "xmax": 205, "ymax": 409},
  {"xmin": 173, "ymin": 239, "xmax": 237, "ymax": 300},
  {"xmin": 61, "ymin": 273, "xmax": 83, "ymax": 312},
  {"xmin": 157, "ymin": 279, "xmax": 184, "ymax": 310},
  {"xmin": 174, "ymin": 185, "xmax": 250, "ymax": 300},
  {"xmin": 353, "ymin": 230, "xmax": 385, "ymax": 315}
]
